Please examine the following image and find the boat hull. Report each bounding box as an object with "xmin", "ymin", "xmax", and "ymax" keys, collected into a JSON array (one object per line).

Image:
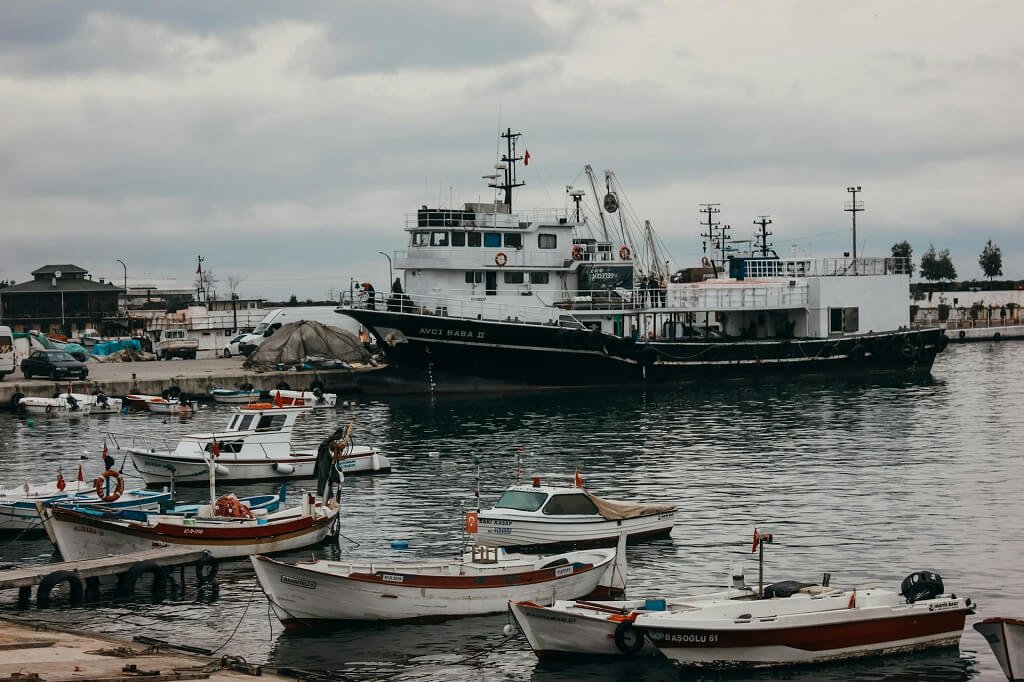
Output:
[
  {"xmin": 476, "ymin": 512, "xmax": 674, "ymax": 549},
  {"xmin": 18, "ymin": 398, "xmax": 92, "ymax": 416},
  {"xmin": 0, "ymin": 489, "xmax": 169, "ymax": 532},
  {"xmin": 343, "ymin": 310, "xmax": 945, "ymax": 394},
  {"xmin": 127, "ymin": 446, "xmax": 389, "ymax": 484},
  {"xmin": 974, "ymin": 617, "xmax": 1024, "ymax": 681},
  {"xmin": 39, "ymin": 503, "xmax": 338, "ymax": 561},
  {"xmin": 252, "ymin": 548, "xmax": 616, "ymax": 626},
  {"xmin": 511, "ymin": 593, "xmax": 971, "ymax": 668}
]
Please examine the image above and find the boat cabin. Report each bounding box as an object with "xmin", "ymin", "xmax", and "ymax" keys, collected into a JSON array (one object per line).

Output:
[{"xmin": 492, "ymin": 484, "xmax": 600, "ymax": 517}]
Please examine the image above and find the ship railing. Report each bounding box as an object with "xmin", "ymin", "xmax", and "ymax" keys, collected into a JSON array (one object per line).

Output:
[
  {"xmin": 742, "ymin": 257, "xmax": 909, "ymax": 278},
  {"xmin": 104, "ymin": 431, "xmax": 290, "ymax": 459},
  {"xmin": 348, "ymin": 293, "xmax": 585, "ymax": 327},
  {"xmin": 405, "ymin": 208, "xmax": 570, "ymax": 229},
  {"xmin": 104, "ymin": 431, "xmax": 180, "ymax": 453},
  {"xmin": 664, "ymin": 283, "xmax": 809, "ymax": 311}
]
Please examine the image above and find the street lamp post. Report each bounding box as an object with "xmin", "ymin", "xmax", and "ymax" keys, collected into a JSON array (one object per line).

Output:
[
  {"xmin": 115, "ymin": 259, "xmax": 127, "ymax": 313},
  {"xmin": 379, "ymin": 251, "xmax": 393, "ymax": 286}
]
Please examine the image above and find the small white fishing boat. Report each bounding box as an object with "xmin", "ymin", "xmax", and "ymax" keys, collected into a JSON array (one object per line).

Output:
[
  {"xmin": 58, "ymin": 391, "xmax": 123, "ymax": 414},
  {"xmin": 252, "ymin": 532, "xmax": 627, "ymax": 628},
  {"xmin": 476, "ymin": 475, "xmax": 675, "ymax": 550},
  {"xmin": 121, "ymin": 406, "xmax": 389, "ymax": 484},
  {"xmin": 974, "ymin": 617, "xmax": 1024, "ymax": 681},
  {"xmin": 209, "ymin": 387, "xmax": 262, "ymax": 404},
  {"xmin": 17, "ymin": 394, "xmax": 92, "ymax": 416},
  {"xmin": 0, "ymin": 475, "xmax": 169, "ymax": 533},
  {"xmin": 145, "ymin": 396, "xmax": 195, "ymax": 414},
  {"xmin": 124, "ymin": 394, "xmax": 160, "ymax": 410},
  {"xmin": 509, "ymin": 531, "xmax": 975, "ymax": 668},
  {"xmin": 269, "ymin": 388, "xmax": 337, "ymax": 408}
]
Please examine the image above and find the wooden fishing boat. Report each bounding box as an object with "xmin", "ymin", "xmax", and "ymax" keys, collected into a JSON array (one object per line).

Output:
[
  {"xmin": 0, "ymin": 478, "xmax": 168, "ymax": 532},
  {"xmin": 252, "ymin": 534, "xmax": 627, "ymax": 628},
  {"xmin": 974, "ymin": 617, "xmax": 1024, "ymax": 681},
  {"xmin": 120, "ymin": 406, "xmax": 389, "ymax": 485},
  {"xmin": 476, "ymin": 476, "xmax": 675, "ymax": 550}
]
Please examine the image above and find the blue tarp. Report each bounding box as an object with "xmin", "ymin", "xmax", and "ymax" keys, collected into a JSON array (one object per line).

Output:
[{"xmin": 91, "ymin": 339, "xmax": 142, "ymax": 356}]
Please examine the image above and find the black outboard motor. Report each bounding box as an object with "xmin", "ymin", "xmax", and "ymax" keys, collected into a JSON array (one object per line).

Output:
[
  {"xmin": 312, "ymin": 387, "xmax": 325, "ymax": 404},
  {"xmin": 66, "ymin": 394, "xmax": 79, "ymax": 411},
  {"xmin": 96, "ymin": 392, "xmax": 109, "ymax": 408},
  {"xmin": 900, "ymin": 570, "xmax": 944, "ymax": 603}
]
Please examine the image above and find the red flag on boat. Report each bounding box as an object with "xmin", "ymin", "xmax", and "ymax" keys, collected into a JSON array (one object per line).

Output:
[
  {"xmin": 465, "ymin": 511, "xmax": 479, "ymax": 534},
  {"xmin": 523, "ymin": 149, "xmax": 530, "ymax": 166},
  {"xmin": 56, "ymin": 471, "xmax": 66, "ymax": 491},
  {"xmin": 848, "ymin": 589, "xmax": 857, "ymax": 609},
  {"xmin": 77, "ymin": 463, "xmax": 84, "ymax": 482},
  {"xmin": 101, "ymin": 440, "xmax": 108, "ymax": 459},
  {"xmin": 751, "ymin": 528, "xmax": 759, "ymax": 553},
  {"xmin": 574, "ymin": 467, "xmax": 584, "ymax": 488},
  {"xmin": 212, "ymin": 438, "xmax": 220, "ymax": 458},
  {"xmin": 273, "ymin": 391, "xmax": 285, "ymax": 408}
]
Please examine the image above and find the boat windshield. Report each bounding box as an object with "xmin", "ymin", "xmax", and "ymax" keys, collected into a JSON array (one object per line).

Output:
[
  {"xmin": 542, "ymin": 494, "xmax": 600, "ymax": 516},
  {"xmin": 493, "ymin": 490, "xmax": 547, "ymax": 512}
]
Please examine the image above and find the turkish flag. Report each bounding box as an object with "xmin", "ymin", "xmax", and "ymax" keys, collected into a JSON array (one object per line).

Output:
[
  {"xmin": 56, "ymin": 472, "xmax": 66, "ymax": 491},
  {"xmin": 212, "ymin": 438, "xmax": 220, "ymax": 458},
  {"xmin": 523, "ymin": 149, "xmax": 530, "ymax": 166},
  {"xmin": 574, "ymin": 468, "xmax": 584, "ymax": 489},
  {"xmin": 77, "ymin": 464, "xmax": 84, "ymax": 482},
  {"xmin": 751, "ymin": 528, "xmax": 760, "ymax": 553}
]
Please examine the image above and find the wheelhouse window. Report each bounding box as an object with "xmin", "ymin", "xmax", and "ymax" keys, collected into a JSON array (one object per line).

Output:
[
  {"xmin": 538, "ymin": 233, "xmax": 557, "ymax": 249},
  {"xmin": 503, "ymin": 271, "xmax": 525, "ymax": 284},
  {"xmin": 256, "ymin": 414, "xmax": 288, "ymax": 430},
  {"xmin": 542, "ymin": 494, "xmax": 600, "ymax": 516},
  {"xmin": 829, "ymin": 307, "xmax": 860, "ymax": 334},
  {"xmin": 503, "ymin": 233, "xmax": 523, "ymax": 248},
  {"xmin": 411, "ymin": 232, "xmax": 429, "ymax": 247},
  {"xmin": 450, "ymin": 231, "xmax": 466, "ymax": 247},
  {"xmin": 530, "ymin": 272, "xmax": 549, "ymax": 284},
  {"xmin": 465, "ymin": 271, "xmax": 484, "ymax": 284},
  {"xmin": 430, "ymin": 231, "xmax": 449, "ymax": 246},
  {"xmin": 483, "ymin": 232, "xmax": 502, "ymax": 248},
  {"xmin": 468, "ymin": 232, "xmax": 482, "ymax": 247},
  {"xmin": 494, "ymin": 490, "xmax": 547, "ymax": 512},
  {"xmin": 238, "ymin": 415, "xmax": 256, "ymax": 430}
]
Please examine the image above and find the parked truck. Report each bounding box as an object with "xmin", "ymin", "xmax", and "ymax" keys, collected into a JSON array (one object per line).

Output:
[{"xmin": 153, "ymin": 327, "xmax": 199, "ymax": 360}]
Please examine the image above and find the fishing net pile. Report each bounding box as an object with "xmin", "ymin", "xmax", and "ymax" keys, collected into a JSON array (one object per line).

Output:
[{"xmin": 243, "ymin": 320, "xmax": 370, "ymax": 371}]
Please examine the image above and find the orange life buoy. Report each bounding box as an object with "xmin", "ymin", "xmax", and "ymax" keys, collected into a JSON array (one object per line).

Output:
[
  {"xmin": 465, "ymin": 511, "xmax": 479, "ymax": 534},
  {"xmin": 93, "ymin": 469, "xmax": 125, "ymax": 503},
  {"xmin": 495, "ymin": 252, "xmax": 508, "ymax": 267},
  {"xmin": 619, "ymin": 245, "xmax": 631, "ymax": 260},
  {"xmin": 571, "ymin": 244, "xmax": 583, "ymax": 261}
]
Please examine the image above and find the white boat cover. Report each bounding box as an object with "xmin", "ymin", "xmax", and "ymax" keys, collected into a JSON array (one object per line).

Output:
[{"xmin": 589, "ymin": 493, "xmax": 676, "ymax": 520}]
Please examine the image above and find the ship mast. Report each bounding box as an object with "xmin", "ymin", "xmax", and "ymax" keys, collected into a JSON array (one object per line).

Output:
[{"xmin": 487, "ymin": 128, "xmax": 525, "ymax": 211}]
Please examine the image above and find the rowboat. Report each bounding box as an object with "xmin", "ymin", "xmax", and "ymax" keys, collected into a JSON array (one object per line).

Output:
[
  {"xmin": 124, "ymin": 394, "xmax": 160, "ymax": 410},
  {"xmin": 974, "ymin": 617, "xmax": 1024, "ymax": 681},
  {"xmin": 145, "ymin": 397, "xmax": 195, "ymax": 415},
  {"xmin": 509, "ymin": 531, "xmax": 974, "ymax": 669},
  {"xmin": 209, "ymin": 387, "xmax": 262, "ymax": 404},
  {"xmin": 121, "ymin": 406, "xmax": 389, "ymax": 484},
  {"xmin": 253, "ymin": 534, "xmax": 627, "ymax": 628},
  {"xmin": 476, "ymin": 476, "xmax": 675, "ymax": 550},
  {"xmin": 16, "ymin": 395, "xmax": 92, "ymax": 416}
]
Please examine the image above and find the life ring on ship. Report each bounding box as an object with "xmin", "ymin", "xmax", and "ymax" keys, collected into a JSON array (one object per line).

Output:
[
  {"xmin": 93, "ymin": 469, "xmax": 125, "ymax": 503},
  {"xmin": 613, "ymin": 620, "xmax": 645, "ymax": 655},
  {"xmin": 571, "ymin": 245, "xmax": 584, "ymax": 261},
  {"xmin": 701, "ymin": 256, "xmax": 711, "ymax": 267},
  {"xmin": 618, "ymin": 245, "xmax": 631, "ymax": 260},
  {"xmin": 494, "ymin": 252, "xmax": 508, "ymax": 267}
]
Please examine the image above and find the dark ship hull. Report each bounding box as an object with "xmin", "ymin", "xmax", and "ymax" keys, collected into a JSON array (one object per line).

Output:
[{"xmin": 344, "ymin": 309, "xmax": 948, "ymax": 394}]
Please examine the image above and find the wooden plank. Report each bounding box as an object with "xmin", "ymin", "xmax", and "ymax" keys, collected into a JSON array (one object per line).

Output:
[{"xmin": 0, "ymin": 547, "xmax": 206, "ymax": 590}]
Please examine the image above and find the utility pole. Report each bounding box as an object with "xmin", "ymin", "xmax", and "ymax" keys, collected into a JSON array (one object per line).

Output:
[
  {"xmin": 844, "ymin": 187, "xmax": 864, "ymax": 260},
  {"xmin": 699, "ymin": 203, "xmax": 721, "ymax": 268},
  {"xmin": 753, "ymin": 216, "xmax": 773, "ymax": 258},
  {"xmin": 195, "ymin": 255, "xmax": 205, "ymax": 302}
]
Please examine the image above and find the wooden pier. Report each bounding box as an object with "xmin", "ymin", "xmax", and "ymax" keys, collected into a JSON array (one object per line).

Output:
[{"xmin": 0, "ymin": 547, "xmax": 215, "ymax": 609}]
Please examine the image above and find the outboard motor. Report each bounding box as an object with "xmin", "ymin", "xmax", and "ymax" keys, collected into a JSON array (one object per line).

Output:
[
  {"xmin": 312, "ymin": 387, "xmax": 325, "ymax": 404},
  {"xmin": 900, "ymin": 570, "xmax": 944, "ymax": 603},
  {"xmin": 96, "ymin": 392, "xmax": 109, "ymax": 408},
  {"xmin": 66, "ymin": 394, "xmax": 79, "ymax": 411}
]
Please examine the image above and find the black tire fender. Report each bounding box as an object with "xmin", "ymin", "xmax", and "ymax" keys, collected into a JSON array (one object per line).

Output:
[
  {"xmin": 120, "ymin": 560, "xmax": 169, "ymax": 597},
  {"xmin": 613, "ymin": 621, "xmax": 645, "ymax": 655},
  {"xmin": 10, "ymin": 392, "xmax": 25, "ymax": 411},
  {"xmin": 195, "ymin": 551, "xmax": 219, "ymax": 581},
  {"xmin": 37, "ymin": 570, "xmax": 84, "ymax": 608},
  {"xmin": 958, "ymin": 330, "xmax": 966, "ymax": 340}
]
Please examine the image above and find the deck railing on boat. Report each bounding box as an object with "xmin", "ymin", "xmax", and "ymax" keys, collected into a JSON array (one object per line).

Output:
[
  {"xmin": 104, "ymin": 432, "xmax": 298, "ymax": 458},
  {"xmin": 405, "ymin": 207, "xmax": 571, "ymax": 230},
  {"xmin": 742, "ymin": 257, "xmax": 908, "ymax": 278},
  {"xmin": 346, "ymin": 294, "xmax": 588, "ymax": 327}
]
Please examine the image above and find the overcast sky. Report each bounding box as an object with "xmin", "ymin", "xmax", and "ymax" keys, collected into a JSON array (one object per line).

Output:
[{"xmin": 2, "ymin": 1, "xmax": 1021, "ymax": 301}]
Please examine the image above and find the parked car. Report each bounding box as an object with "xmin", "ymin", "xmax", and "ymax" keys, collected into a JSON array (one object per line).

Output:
[
  {"xmin": 21, "ymin": 349, "xmax": 89, "ymax": 379},
  {"xmin": 222, "ymin": 333, "xmax": 249, "ymax": 358},
  {"xmin": 153, "ymin": 327, "xmax": 198, "ymax": 360}
]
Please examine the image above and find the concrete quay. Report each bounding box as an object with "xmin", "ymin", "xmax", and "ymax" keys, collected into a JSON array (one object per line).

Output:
[
  {"xmin": 0, "ymin": 616, "xmax": 284, "ymax": 682},
  {"xmin": 0, "ymin": 358, "xmax": 376, "ymax": 411}
]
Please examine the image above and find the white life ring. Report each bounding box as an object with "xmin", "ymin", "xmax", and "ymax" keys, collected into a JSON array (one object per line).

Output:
[
  {"xmin": 619, "ymin": 245, "xmax": 631, "ymax": 260},
  {"xmin": 571, "ymin": 245, "xmax": 583, "ymax": 261},
  {"xmin": 495, "ymin": 252, "xmax": 508, "ymax": 267}
]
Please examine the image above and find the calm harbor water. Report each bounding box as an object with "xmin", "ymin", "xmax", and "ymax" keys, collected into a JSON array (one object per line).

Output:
[{"xmin": 1, "ymin": 342, "xmax": 1022, "ymax": 681}]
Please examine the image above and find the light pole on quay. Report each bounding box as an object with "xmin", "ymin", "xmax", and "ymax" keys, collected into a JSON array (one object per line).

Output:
[
  {"xmin": 379, "ymin": 251, "xmax": 393, "ymax": 286},
  {"xmin": 115, "ymin": 259, "xmax": 127, "ymax": 313}
]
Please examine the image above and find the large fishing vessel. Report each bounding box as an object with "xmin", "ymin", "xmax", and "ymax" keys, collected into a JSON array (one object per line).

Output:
[{"xmin": 341, "ymin": 129, "xmax": 947, "ymax": 394}]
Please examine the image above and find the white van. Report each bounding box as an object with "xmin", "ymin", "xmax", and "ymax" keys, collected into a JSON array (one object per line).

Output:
[
  {"xmin": 238, "ymin": 306, "xmax": 360, "ymax": 355},
  {"xmin": 0, "ymin": 326, "xmax": 15, "ymax": 378}
]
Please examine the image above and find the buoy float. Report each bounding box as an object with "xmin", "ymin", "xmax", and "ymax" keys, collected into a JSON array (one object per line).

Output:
[
  {"xmin": 273, "ymin": 462, "xmax": 295, "ymax": 475},
  {"xmin": 390, "ymin": 540, "xmax": 409, "ymax": 550}
]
